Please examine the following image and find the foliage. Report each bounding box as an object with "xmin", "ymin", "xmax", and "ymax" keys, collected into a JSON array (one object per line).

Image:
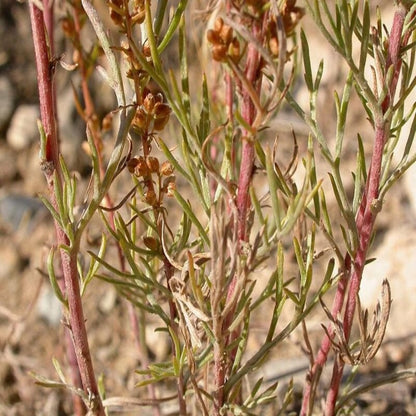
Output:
[{"xmin": 29, "ymin": 0, "xmax": 416, "ymax": 415}]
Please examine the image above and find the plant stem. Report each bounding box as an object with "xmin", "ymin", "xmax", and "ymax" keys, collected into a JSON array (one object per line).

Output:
[
  {"xmin": 324, "ymin": 9, "xmax": 408, "ymax": 414},
  {"xmin": 301, "ymin": 5, "xmax": 409, "ymax": 416},
  {"xmin": 29, "ymin": 3, "xmax": 104, "ymax": 415},
  {"xmin": 236, "ymin": 19, "xmax": 263, "ymax": 243}
]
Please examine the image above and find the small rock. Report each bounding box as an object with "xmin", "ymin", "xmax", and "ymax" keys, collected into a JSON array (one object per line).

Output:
[
  {"xmin": 37, "ymin": 286, "xmax": 62, "ymax": 326},
  {"xmin": 361, "ymin": 226, "xmax": 416, "ymax": 339},
  {"xmin": 0, "ymin": 143, "xmax": 18, "ymax": 186},
  {"xmin": 98, "ymin": 286, "xmax": 117, "ymax": 313},
  {"xmin": 145, "ymin": 324, "xmax": 170, "ymax": 361},
  {"xmin": 0, "ymin": 194, "xmax": 47, "ymax": 232},
  {"xmin": 0, "ymin": 76, "xmax": 14, "ymax": 131},
  {"xmin": 6, "ymin": 104, "xmax": 39, "ymax": 150}
]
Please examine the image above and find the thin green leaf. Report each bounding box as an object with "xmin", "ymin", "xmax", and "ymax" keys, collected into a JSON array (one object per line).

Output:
[
  {"xmin": 157, "ymin": 0, "xmax": 188, "ymax": 54},
  {"xmin": 172, "ymin": 189, "xmax": 209, "ymax": 245},
  {"xmin": 82, "ymin": 234, "xmax": 107, "ymax": 294},
  {"xmin": 47, "ymin": 248, "xmax": 67, "ymax": 307},
  {"xmin": 197, "ymin": 75, "xmax": 211, "ymax": 145},
  {"xmin": 359, "ymin": 1, "xmax": 371, "ymax": 73},
  {"xmin": 301, "ymin": 29, "xmax": 313, "ymax": 91}
]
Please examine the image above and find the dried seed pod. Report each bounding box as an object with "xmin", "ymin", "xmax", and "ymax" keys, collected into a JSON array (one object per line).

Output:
[
  {"xmin": 160, "ymin": 161, "xmax": 174, "ymax": 176},
  {"xmin": 153, "ymin": 115, "xmax": 170, "ymax": 131},
  {"xmin": 133, "ymin": 108, "xmax": 148, "ymax": 130},
  {"xmin": 142, "ymin": 41, "xmax": 152, "ymax": 57},
  {"xmin": 143, "ymin": 93, "xmax": 155, "ymax": 114},
  {"xmin": 126, "ymin": 157, "xmax": 139, "ymax": 173},
  {"xmin": 153, "ymin": 103, "xmax": 171, "ymax": 131},
  {"xmin": 207, "ymin": 29, "xmax": 220, "ymax": 45},
  {"xmin": 134, "ymin": 156, "xmax": 149, "ymax": 177},
  {"xmin": 212, "ymin": 44, "xmax": 228, "ymax": 62},
  {"xmin": 282, "ymin": 1, "xmax": 305, "ymax": 34},
  {"xmin": 143, "ymin": 236, "xmax": 159, "ymax": 251},
  {"xmin": 162, "ymin": 175, "xmax": 176, "ymax": 190},
  {"xmin": 229, "ymin": 38, "xmax": 241, "ymax": 63},
  {"xmin": 109, "ymin": 9, "xmax": 123, "ymax": 26},
  {"xmin": 154, "ymin": 102, "xmax": 171, "ymax": 119},
  {"xmin": 166, "ymin": 181, "xmax": 176, "ymax": 197},
  {"xmin": 132, "ymin": 3, "xmax": 145, "ymax": 25},
  {"xmin": 146, "ymin": 156, "xmax": 159, "ymax": 173},
  {"xmin": 219, "ymin": 24, "xmax": 233, "ymax": 45}
]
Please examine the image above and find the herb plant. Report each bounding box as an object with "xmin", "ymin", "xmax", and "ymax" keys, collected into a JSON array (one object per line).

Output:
[{"xmin": 29, "ymin": 0, "xmax": 416, "ymax": 415}]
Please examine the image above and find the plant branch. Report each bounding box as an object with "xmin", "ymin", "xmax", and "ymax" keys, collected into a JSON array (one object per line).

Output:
[{"xmin": 29, "ymin": 2, "xmax": 104, "ymax": 414}]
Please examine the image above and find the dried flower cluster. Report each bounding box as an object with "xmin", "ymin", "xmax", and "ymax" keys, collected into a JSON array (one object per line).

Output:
[
  {"xmin": 206, "ymin": 17, "xmax": 240, "ymax": 62},
  {"xmin": 108, "ymin": 0, "xmax": 145, "ymax": 27},
  {"xmin": 132, "ymin": 89, "xmax": 171, "ymax": 133},
  {"xmin": 207, "ymin": 0, "xmax": 304, "ymax": 61}
]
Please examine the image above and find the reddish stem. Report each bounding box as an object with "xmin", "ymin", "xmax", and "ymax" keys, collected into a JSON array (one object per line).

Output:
[
  {"xmin": 29, "ymin": 3, "xmax": 104, "ymax": 415},
  {"xmin": 236, "ymin": 31, "xmax": 262, "ymax": 243},
  {"xmin": 301, "ymin": 5, "xmax": 409, "ymax": 416},
  {"xmin": 212, "ymin": 14, "xmax": 264, "ymax": 415}
]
